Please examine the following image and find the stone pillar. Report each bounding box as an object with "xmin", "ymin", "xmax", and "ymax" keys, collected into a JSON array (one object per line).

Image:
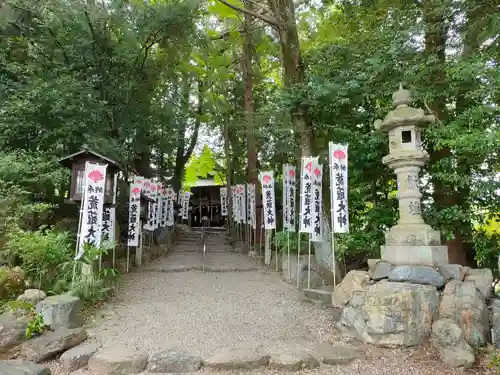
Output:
[
  {"xmin": 374, "ymin": 85, "xmax": 449, "ymax": 267},
  {"xmin": 394, "ymin": 166, "xmax": 424, "ymax": 225}
]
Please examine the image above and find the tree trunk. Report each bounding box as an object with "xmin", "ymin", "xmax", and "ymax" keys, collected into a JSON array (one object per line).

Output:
[
  {"xmin": 241, "ymin": 4, "xmax": 261, "ymax": 245},
  {"xmin": 273, "ymin": 0, "xmax": 340, "ymax": 283},
  {"xmin": 224, "ymin": 113, "xmax": 235, "ymax": 240},
  {"xmin": 423, "ymin": 0, "xmax": 467, "ymax": 265}
]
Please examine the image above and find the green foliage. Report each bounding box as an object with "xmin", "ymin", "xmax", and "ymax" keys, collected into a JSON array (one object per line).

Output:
[
  {"xmin": 273, "ymin": 231, "xmax": 311, "ymax": 254},
  {"xmin": 70, "ymin": 277, "xmax": 114, "ymax": 305},
  {"xmin": 5, "ymin": 227, "xmax": 73, "ymax": 290},
  {"xmin": 488, "ymin": 349, "xmax": 500, "ymax": 371},
  {"xmin": 0, "ymin": 152, "xmax": 58, "ymax": 238},
  {"xmin": 183, "ymin": 144, "xmax": 225, "ymax": 189},
  {"xmin": 0, "ymin": 299, "xmax": 34, "ymax": 315},
  {"xmin": 25, "ymin": 313, "xmax": 46, "ymax": 339}
]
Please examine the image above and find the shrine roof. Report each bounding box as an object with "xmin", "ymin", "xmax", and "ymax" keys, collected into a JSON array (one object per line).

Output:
[{"xmin": 58, "ymin": 146, "xmax": 121, "ymax": 170}]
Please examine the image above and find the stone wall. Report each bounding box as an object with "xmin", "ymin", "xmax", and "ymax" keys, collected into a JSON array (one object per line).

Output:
[{"xmin": 334, "ymin": 261, "xmax": 496, "ymax": 368}]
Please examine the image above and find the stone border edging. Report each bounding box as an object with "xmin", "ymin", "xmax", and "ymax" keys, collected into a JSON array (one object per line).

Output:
[{"xmin": 85, "ymin": 342, "xmax": 363, "ymax": 374}]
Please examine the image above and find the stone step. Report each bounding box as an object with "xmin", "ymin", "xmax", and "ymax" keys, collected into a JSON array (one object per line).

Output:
[{"xmin": 302, "ymin": 289, "xmax": 332, "ymax": 306}]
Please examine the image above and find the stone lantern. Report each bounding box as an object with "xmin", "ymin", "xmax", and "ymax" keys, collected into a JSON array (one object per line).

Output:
[
  {"xmin": 59, "ymin": 146, "xmax": 120, "ymax": 205},
  {"xmin": 374, "ymin": 85, "xmax": 448, "ymax": 266}
]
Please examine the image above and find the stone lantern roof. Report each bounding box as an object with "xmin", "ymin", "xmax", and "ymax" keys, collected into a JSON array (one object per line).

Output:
[{"xmin": 374, "ymin": 84, "xmax": 435, "ymax": 132}]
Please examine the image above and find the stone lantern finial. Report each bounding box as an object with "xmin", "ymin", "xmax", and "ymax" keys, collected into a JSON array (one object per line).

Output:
[{"xmin": 392, "ymin": 84, "xmax": 412, "ymax": 108}]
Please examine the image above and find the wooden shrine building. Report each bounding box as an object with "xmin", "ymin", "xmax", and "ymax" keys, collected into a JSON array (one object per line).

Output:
[{"xmin": 188, "ymin": 172, "xmax": 225, "ymax": 228}]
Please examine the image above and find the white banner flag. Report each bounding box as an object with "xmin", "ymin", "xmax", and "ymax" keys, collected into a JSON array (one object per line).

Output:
[
  {"xmin": 76, "ymin": 162, "xmax": 107, "ymax": 260},
  {"xmin": 259, "ymin": 171, "xmax": 276, "ymax": 230},
  {"xmin": 181, "ymin": 191, "xmax": 190, "ymax": 220},
  {"xmin": 177, "ymin": 189, "xmax": 184, "ymax": 205},
  {"xmin": 247, "ymin": 184, "xmax": 256, "ymax": 229},
  {"xmin": 102, "ymin": 206, "xmax": 114, "ymax": 244},
  {"xmin": 240, "ymin": 185, "xmax": 247, "ymax": 224},
  {"xmin": 142, "ymin": 179, "xmax": 153, "ymax": 231},
  {"xmin": 220, "ymin": 187, "xmax": 228, "ymax": 216},
  {"xmin": 311, "ymin": 160, "xmax": 323, "ymax": 242},
  {"xmin": 231, "ymin": 186, "xmax": 238, "ymax": 222},
  {"xmin": 282, "ymin": 165, "xmax": 289, "ymax": 230},
  {"xmin": 329, "ymin": 143, "xmax": 349, "ymax": 233},
  {"xmin": 282, "ymin": 164, "xmax": 296, "ymax": 231},
  {"xmin": 160, "ymin": 187, "xmax": 167, "ymax": 227},
  {"xmin": 299, "ymin": 157, "xmax": 318, "ymax": 234},
  {"xmin": 288, "ymin": 166, "xmax": 297, "ymax": 232},
  {"xmin": 166, "ymin": 188, "xmax": 175, "ymax": 226},
  {"xmin": 127, "ymin": 181, "xmax": 142, "ymax": 246},
  {"xmin": 154, "ymin": 182, "xmax": 162, "ymax": 229},
  {"xmin": 251, "ymin": 184, "xmax": 257, "ymax": 229}
]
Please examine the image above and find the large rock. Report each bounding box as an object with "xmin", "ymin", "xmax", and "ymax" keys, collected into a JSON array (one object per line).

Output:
[
  {"xmin": 371, "ymin": 261, "xmax": 392, "ymax": 281},
  {"xmin": 388, "ymin": 265, "xmax": 445, "ymax": 287},
  {"xmin": 0, "ymin": 266, "xmax": 25, "ymax": 299},
  {"xmin": 367, "ymin": 259, "xmax": 380, "ymax": 273},
  {"xmin": 59, "ymin": 342, "xmax": 101, "ymax": 372},
  {"xmin": 0, "ymin": 311, "xmax": 31, "ymax": 354},
  {"xmin": 88, "ymin": 345, "xmax": 148, "ymax": 375},
  {"xmin": 314, "ymin": 343, "xmax": 362, "ymax": 365},
  {"xmin": 438, "ymin": 265, "xmax": 465, "ymax": 282},
  {"xmin": 431, "ymin": 319, "xmax": 475, "ymax": 368},
  {"xmin": 268, "ymin": 349, "xmax": 319, "ymax": 371},
  {"xmin": 17, "ymin": 290, "xmax": 47, "ymax": 306},
  {"xmin": 203, "ymin": 348, "xmax": 270, "ymax": 370},
  {"xmin": 338, "ymin": 282, "xmax": 439, "ymax": 347},
  {"xmin": 19, "ymin": 327, "xmax": 87, "ymax": 363},
  {"xmin": 465, "ymin": 268, "xmax": 493, "ymax": 299},
  {"xmin": 491, "ymin": 299, "xmax": 500, "ymax": 349},
  {"xmin": 35, "ymin": 294, "xmax": 82, "ymax": 329},
  {"xmin": 0, "ymin": 360, "xmax": 51, "ymax": 375},
  {"xmin": 147, "ymin": 349, "xmax": 202, "ymax": 373},
  {"xmin": 332, "ymin": 271, "xmax": 370, "ymax": 308},
  {"xmin": 438, "ymin": 281, "xmax": 489, "ymax": 347}
]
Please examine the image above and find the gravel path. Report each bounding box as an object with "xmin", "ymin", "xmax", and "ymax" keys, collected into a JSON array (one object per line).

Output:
[{"xmin": 46, "ymin": 251, "xmax": 493, "ymax": 375}]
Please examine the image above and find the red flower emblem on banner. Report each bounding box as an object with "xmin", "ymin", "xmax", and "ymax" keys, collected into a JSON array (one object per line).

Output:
[
  {"xmin": 157, "ymin": 184, "xmax": 161, "ymax": 190},
  {"xmin": 132, "ymin": 187, "xmax": 140, "ymax": 194},
  {"xmin": 151, "ymin": 185, "xmax": 156, "ymax": 191},
  {"xmin": 263, "ymin": 175, "xmax": 271, "ymax": 183},
  {"xmin": 333, "ymin": 149, "xmax": 346, "ymax": 160},
  {"xmin": 314, "ymin": 168, "xmax": 321, "ymax": 177},
  {"xmin": 88, "ymin": 169, "xmax": 104, "ymax": 183},
  {"xmin": 289, "ymin": 169, "xmax": 295, "ymax": 177}
]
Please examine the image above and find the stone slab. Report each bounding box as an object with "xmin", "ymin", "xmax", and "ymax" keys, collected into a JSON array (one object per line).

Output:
[
  {"xmin": 381, "ymin": 245, "xmax": 448, "ymax": 267},
  {"xmin": 314, "ymin": 343, "xmax": 362, "ymax": 365},
  {"xmin": 35, "ymin": 294, "xmax": 82, "ymax": 329},
  {"xmin": 88, "ymin": 345, "xmax": 148, "ymax": 375},
  {"xmin": 19, "ymin": 327, "xmax": 87, "ymax": 363},
  {"xmin": 302, "ymin": 289, "xmax": 332, "ymax": 306},
  {"xmin": 59, "ymin": 342, "xmax": 101, "ymax": 371},
  {"xmin": 269, "ymin": 349, "xmax": 319, "ymax": 371},
  {"xmin": 438, "ymin": 264, "xmax": 465, "ymax": 282},
  {"xmin": 0, "ymin": 360, "xmax": 51, "ymax": 375},
  {"xmin": 371, "ymin": 261, "xmax": 393, "ymax": 281},
  {"xmin": 203, "ymin": 348, "xmax": 269, "ymax": 370},
  {"xmin": 147, "ymin": 349, "xmax": 201, "ymax": 373},
  {"xmin": 388, "ymin": 265, "xmax": 445, "ymax": 287}
]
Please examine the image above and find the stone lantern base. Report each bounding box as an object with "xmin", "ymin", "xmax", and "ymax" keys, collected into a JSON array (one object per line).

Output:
[{"xmin": 381, "ymin": 245, "xmax": 449, "ymax": 267}]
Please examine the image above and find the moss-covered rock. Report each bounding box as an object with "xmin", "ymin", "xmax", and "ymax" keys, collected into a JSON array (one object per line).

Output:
[{"xmin": 0, "ymin": 266, "xmax": 25, "ymax": 299}]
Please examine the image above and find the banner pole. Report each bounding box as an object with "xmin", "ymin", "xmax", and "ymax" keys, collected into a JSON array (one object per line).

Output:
[
  {"xmin": 275, "ymin": 228, "xmax": 278, "ymax": 271},
  {"xmin": 307, "ymin": 233, "xmax": 312, "ymax": 289},
  {"xmin": 287, "ymin": 229, "xmax": 290, "ymax": 280},
  {"xmin": 297, "ymin": 157, "xmax": 304, "ymax": 289},
  {"xmin": 329, "ymin": 142, "xmax": 336, "ymax": 289}
]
